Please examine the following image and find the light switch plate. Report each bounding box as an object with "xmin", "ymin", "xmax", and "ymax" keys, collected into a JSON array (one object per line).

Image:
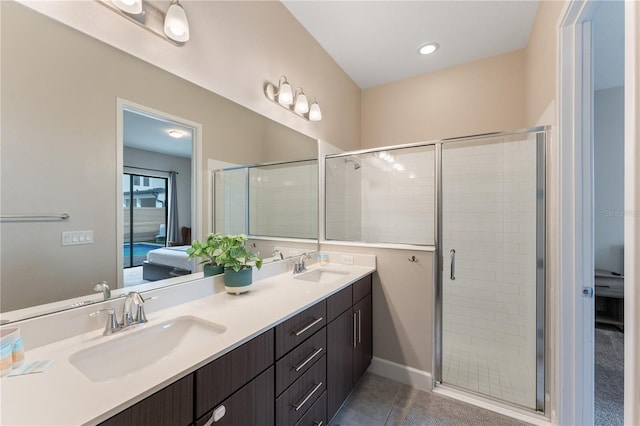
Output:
[{"xmin": 62, "ymin": 230, "xmax": 93, "ymax": 246}]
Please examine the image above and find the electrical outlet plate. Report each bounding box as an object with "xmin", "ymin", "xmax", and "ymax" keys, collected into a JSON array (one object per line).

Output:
[{"xmin": 340, "ymin": 254, "xmax": 354, "ymax": 265}]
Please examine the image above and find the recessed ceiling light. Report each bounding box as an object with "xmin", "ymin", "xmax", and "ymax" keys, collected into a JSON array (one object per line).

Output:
[
  {"xmin": 418, "ymin": 42, "xmax": 440, "ymax": 55},
  {"xmin": 168, "ymin": 130, "xmax": 184, "ymax": 138}
]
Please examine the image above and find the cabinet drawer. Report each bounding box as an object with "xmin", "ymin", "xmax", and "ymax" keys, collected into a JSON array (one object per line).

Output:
[
  {"xmin": 294, "ymin": 391, "xmax": 326, "ymax": 426},
  {"xmin": 196, "ymin": 367, "xmax": 274, "ymax": 426},
  {"xmin": 195, "ymin": 329, "xmax": 274, "ymax": 418},
  {"xmin": 327, "ymin": 286, "xmax": 352, "ymax": 323},
  {"xmin": 100, "ymin": 374, "xmax": 193, "ymax": 426},
  {"xmin": 353, "ymin": 275, "xmax": 372, "ymax": 304},
  {"xmin": 276, "ymin": 301, "xmax": 326, "ymax": 359},
  {"xmin": 276, "ymin": 355, "xmax": 326, "ymax": 426},
  {"xmin": 276, "ymin": 328, "xmax": 326, "ymax": 395}
]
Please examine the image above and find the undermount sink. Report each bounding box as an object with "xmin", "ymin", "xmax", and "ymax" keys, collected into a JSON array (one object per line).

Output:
[
  {"xmin": 69, "ymin": 316, "xmax": 226, "ymax": 383},
  {"xmin": 294, "ymin": 268, "xmax": 350, "ymax": 284}
]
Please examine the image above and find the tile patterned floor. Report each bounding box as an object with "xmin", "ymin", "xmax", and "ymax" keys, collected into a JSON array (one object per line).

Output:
[{"xmin": 330, "ymin": 373, "xmax": 531, "ymax": 426}]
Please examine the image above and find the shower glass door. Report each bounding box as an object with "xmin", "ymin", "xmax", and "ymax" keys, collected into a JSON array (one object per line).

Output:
[{"xmin": 438, "ymin": 130, "xmax": 545, "ymax": 411}]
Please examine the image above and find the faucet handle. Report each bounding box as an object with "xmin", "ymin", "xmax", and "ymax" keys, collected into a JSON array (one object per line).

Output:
[
  {"xmin": 133, "ymin": 294, "xmax": 158, "ymax": 324},
  {"xmin": 90, "ymin": 308, "xmax": 121, "ymax": 335},
  {"xmin": 93, "ymin": 281, "xmax": 111, "ymax": 300}
]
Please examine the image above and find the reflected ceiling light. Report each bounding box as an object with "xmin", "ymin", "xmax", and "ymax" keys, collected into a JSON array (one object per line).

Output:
[
  {"xmin": 293, "ymin": 89, "xmax": 309, "ymax": 114},
  {"xmin": 264, "ymin": 76, "xmax": 322, "ymax": 121},
  {"xmin": 418, "ymin": 42, "xmax": 439, "ymax": 55},
  {"xmin": 164, "ymin": 0, "xmax": 190, "ymax": 43},
  {"xmin": 111, "ymin": 0, "xmax": 142, "ymax": 14},
  {"xmin": 168, "ymin": 130, "xmax": 184, "ymax": 138}
]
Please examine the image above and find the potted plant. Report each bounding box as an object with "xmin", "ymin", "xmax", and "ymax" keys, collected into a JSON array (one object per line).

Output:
[
  {"xmin": 186, "ymin": 233, "xmax": 225, "ymax": 277},
  {"xmin": 216, "ymin": 234, "xmax": 263, "ymax": 294}
]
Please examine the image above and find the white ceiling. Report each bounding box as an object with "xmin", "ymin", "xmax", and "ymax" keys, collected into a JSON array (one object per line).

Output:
[
  {"xmin": 282, "ymin": 0, "xmax": 540, "ymax": 89},
  {"xmin": 123, "ymin": 109, "xmax": 193, "ymax": 158}
]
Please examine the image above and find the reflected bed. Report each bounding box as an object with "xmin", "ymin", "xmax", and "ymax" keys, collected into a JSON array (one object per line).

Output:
[{"xmin": 142, "ymin": 246, "xmax": 192, "ymax": 281}]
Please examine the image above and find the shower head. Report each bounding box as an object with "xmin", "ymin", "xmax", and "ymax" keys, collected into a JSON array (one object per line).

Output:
[{"xmin": 344, "ymin": 158, "xmax": 361, "ymax": 170}]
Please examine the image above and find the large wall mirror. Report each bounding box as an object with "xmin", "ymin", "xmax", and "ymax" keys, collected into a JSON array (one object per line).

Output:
[{"xmin": 0, "ymin": 1, "xmax": 318, "ymax": 323}]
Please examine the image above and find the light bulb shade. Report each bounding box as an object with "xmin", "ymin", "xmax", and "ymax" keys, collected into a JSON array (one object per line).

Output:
[
  {"xmin": 309, "ymin": 101, "xmax": 322, "ymax": 121},
  {"xmin": 294, "ymin": 91, "xmax": 309, "ymax": 114},
  {"xmin": 111, "ymin": 0, "xmax": 142, "ymax": 14},
  {"xmin": 164, "ymin": 1, "xmax": 190, "ymax": 43},
  {"xmin": 277, "ymin": 80, "xmax": 294, "ymax": 106}
]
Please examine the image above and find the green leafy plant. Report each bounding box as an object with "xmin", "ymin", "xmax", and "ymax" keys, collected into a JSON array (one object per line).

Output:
[
  {"xmin": 187, "ymin": 233, "xmax": 224, "ymax": 266},
  {"xmin": 216, "ymin": 234, "xmax": 263, "ymax": 272}
]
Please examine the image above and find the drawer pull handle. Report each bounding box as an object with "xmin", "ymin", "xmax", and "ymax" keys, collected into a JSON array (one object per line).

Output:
[
  {"xmin": 353, "ymin": 312, "xmax": 357, "ymax": 348},
  {"xmin": 293, "ymin": 382, "xmax": 323, "ymax": 411},
  {"xmin": 314, "ymin": 422, "xmax": 324, "ymax": 426},
  {"xmin": 358, "ymin": 309, "xmax": 362, "ymax": 343},
  {"xmin": 293, "ymin": 317, "xmax": 324, "ymax": 336},
  {"xmin": 203, "ymin": 405, "xmax": 226, "ymax": 425},
  {"xmin": 293, "ymin": 347, "xmax": 324, "ymax": 372}
]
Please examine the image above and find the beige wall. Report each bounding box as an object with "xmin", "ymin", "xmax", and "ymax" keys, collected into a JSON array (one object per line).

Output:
[
  {"xmin": 361, "ymin": 49, "xmax": 526, "ymax": 148},
  {"xmin": 524, "ymin": 0, "xmax": 567, "ymax": 125},
  {"xmin": 18, "ymin": 0, "xmax": 361, "ymax": 152},
  {"xmin": 0, "ymin": 2, "xmax": 317, "ymax": 311}
]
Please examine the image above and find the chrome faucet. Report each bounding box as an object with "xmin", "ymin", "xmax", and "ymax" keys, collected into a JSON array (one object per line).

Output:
[
  {"xmin": 90, "ymin": 291, "xmax": 150, "ymax": 336},
  {"xmin": 122, "ymin": 291, "xmax": 147, "ymax": 328},
  {"xmin": 293, "ymin": 253, "xmax": 311, "ymax": 274},
  {"xmin": 93, "ymin": 281, "xmax": 111, "ymax": 300},
  {"xmin": 272, "ymin": 249, "xmax": 284, "ymax": 260}
]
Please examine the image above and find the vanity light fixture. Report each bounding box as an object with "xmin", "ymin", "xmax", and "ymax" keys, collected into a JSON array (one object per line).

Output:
[
  {"xmin": 98, "ymin": 0, "xmax": 190, "ymax": 46},
  {"xmin": 164, "ymin": 0, "xmax": 190, "ymax": 43},
  {"xmin": 111, "ymin": 0, "xmax": 142, "ymax": 15},
  {"xmin": 418, "ymin": 42, "xmax": 440, "ymax": 55},
  {"xmin": 293, "ymin": 89, "xmax": 309, "ymax": 114},
  {"xmin": 264, "ymin": 76, "xmax": 322, "ymax": 121}
]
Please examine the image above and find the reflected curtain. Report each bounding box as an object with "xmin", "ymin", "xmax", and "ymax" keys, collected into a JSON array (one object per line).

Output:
[{"xmin": 167, "ymin": 172, "xmax": 180, "ymax": 244}]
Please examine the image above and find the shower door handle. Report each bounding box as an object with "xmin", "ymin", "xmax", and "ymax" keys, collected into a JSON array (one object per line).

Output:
[{"xmin": 450, "ymin": 249, "xmax": 456, "ymax": 281}]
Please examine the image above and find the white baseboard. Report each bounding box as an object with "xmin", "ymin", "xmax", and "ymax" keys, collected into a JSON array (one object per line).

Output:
[{"xmin": 367, "ymin": 357, "xmax": 432, "ymax": 391}]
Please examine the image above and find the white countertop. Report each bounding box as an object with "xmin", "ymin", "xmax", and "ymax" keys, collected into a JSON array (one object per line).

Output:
[{"xmin": 0, "ymin": 259, "xmax": 375, "ymax": 426}]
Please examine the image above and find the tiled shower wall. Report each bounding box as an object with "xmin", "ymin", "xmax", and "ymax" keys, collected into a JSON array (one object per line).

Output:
[
  {"xmin": 249, "ymin": 162, "xmax": 318, "ymax": 239},
  {"xmin": 325, "ymin": 146, "xmax": 435, "ymax": 245}
]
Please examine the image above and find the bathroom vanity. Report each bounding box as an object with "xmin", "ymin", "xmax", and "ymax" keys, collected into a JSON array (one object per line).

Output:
[{"xmin": 0, "ymin": 255, "xmax": 375, "ymax": 426}]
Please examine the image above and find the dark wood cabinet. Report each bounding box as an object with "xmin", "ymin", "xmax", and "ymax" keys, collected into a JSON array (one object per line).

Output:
[
  {"xmin": 195, "ymin": 330, "xmax": 274, "ymax": 419},
  {"xmin": 99, "ymin": 374, "xmax": 194, "ymax": 426},
  {"xmin": 103, "ymin": 273, "xmax": 373, "ymax": 426},
  {"xmin": 353, "ymin": 294, "xmax": 372, "ymax": 382},
  {"xmin": 275, "ymin": 300, "xmax": 326, "ymax": 359},
  {"xmin": 196, "ymin": 367, "xmax": 274, "ymax": 426},
  {"xmin": 326, "ymin": 275, "xmax": 373, "ymax": 421}
]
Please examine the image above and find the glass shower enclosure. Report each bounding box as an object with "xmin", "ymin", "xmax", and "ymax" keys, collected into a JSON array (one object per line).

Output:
[
  {"xmin": 436, "ymin": 130, "xmax": 546, "ymax": 412},
  {"xmin": 324, "ymin": 127, "xmax": 547, "ymax": 413}
]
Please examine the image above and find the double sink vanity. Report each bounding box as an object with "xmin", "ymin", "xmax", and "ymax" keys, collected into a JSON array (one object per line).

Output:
[{"xmin": 0, "ymin": 253, "xmax": 375, "ymax": 426}]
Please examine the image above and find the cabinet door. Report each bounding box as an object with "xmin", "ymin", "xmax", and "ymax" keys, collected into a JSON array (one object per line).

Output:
[
  {"xmin": 195, "ymin": 330, "xmax": 274, "ymax": 419},
  {"xmin": 100, "ymin": 374, "xmax": 193, "ymax": 426},
  {"xmin": 196, "ymin": 367, "xmax": 274, "ymax": 426},
  {"xmin": 353, "ymin": 294, "xmax": 372, "ymax": 383},
  {"xmin": 326, "ymin": 309, "xmax": 354, "ymax": 421}
]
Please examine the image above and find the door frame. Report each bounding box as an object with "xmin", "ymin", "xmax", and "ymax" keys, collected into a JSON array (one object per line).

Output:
[
  {"xmin": 623, "ymin": 2, "xmax": 639, "ymax": 424},
  {"xmin": 116, "ymin": 98, "xmax": 202, "ymax": 288}
]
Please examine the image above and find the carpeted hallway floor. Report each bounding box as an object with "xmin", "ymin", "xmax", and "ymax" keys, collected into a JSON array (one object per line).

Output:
[{"xmin": 595, "ymin": 327, "xmax": 624, "ymax": 426}]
